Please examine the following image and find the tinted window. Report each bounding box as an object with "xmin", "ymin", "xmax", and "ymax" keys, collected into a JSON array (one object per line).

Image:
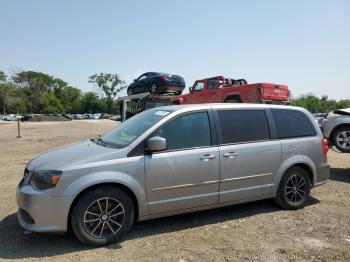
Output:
[
  {"xmin": 156, "ymin": 112, "xmax": 211, "ymax": 150},
  {"xmin": 208, "ymin": 79, "xmax": 219, "ymax": 89},
  {"xmin": 218, "ymin": 110, "xmax": 270, "ymax": 144},
  {"xmin": 272, "ymin": 109, "xmax": 316, "ymax": 138}
]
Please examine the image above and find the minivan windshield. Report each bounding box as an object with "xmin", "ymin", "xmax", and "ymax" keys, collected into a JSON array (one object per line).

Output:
[{"xmin": 102, "ymin": 109, "xmax": 173, "ymax": 148}]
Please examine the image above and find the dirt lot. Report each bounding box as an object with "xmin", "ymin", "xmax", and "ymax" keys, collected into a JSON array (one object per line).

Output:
[{"xmin": 0, "ymin": 120, "xmax": 349, "ymax": 262}]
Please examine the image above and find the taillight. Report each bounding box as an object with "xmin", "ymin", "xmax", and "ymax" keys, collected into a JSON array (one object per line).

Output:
[
  {"xmin": 321, "ymin": 139, "xmax": 329, "ymax": 156},
  {"xmin": 159, "ymin": 75, "xmax": 166, "ymax": 80}
]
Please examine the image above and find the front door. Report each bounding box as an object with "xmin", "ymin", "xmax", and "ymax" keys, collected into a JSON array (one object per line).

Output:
[
  {"xmin": 216, "ymin": 109, "xmax": 281, "ymax": 203},
  {"xmin": 205, "ymin": 78, "xmax": 221, "ymax": 103},
  {"xmin": 145, "ymin": 111, "xmax": 220, "ymax": 214},
  {"xmin": 189, "ymin": 81, "xmax": 205, "ymax": 103}
]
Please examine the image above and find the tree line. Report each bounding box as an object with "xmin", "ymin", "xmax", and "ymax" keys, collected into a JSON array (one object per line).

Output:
[
  {"xmin": 0, "ymin": 70, "xmax": 125, "ymax": 114},
  {"xmin": 1, "ymin": 70, "xmax": 349, "ymax": 114},
  {"xmin": 290, "ymin": 94, "xmax": 350, "ymax": 113}
]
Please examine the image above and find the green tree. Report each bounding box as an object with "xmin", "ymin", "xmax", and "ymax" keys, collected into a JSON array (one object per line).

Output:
[
  {"xmin": 40, "ymin": 92, "xmax": 65, "ymax": 114},
  {"xmin": 88, "ymin": 73, "xmax": 125, "ymax": 113},
  {"xmin": 0, "ymin": 71, "xmax": 6, "ymax": 82},
  {"xmin": 12, "ymin": 71, "xmax": 65, "ymax": 113},
  {"xmin": 291, "ymin": 93, "xmax": 350, "ymax": 113},
  {"xmin": 55, "ymin": 86, "xmax": 82, "ymax": 113},
  {"xmin": 79, "ymin": 92, "xmax": 106, "ymax": 113},
  {"xmin": 0, "ymin": 71, "xmax": 8, "ymax": 113}
]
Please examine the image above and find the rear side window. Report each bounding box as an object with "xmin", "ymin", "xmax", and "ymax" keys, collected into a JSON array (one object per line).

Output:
[
  {"xmin": 156, "ymin": 112, "xmax": 212, "ymax": 150},
  {"xmin": 218, "ymin": 110, "xmax": 270, "ymax": 144},
  {"xmin": 272, "ymin": 109, "xmax": 317, "ymax": 138}
]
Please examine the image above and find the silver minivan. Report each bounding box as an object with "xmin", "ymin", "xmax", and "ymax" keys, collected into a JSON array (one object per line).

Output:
[{"xmin": 16, "ymin": 104, "xmax": 330, "ymax": 246}]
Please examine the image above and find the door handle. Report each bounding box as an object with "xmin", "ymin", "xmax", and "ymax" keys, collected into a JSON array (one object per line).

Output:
[
  {"xmin": 223, "ymin": 152, "xmax": 238, "ymax": 158},
  {"xmin": 200, "ymin": 154, "xmax": 216, "ymax": 161}
]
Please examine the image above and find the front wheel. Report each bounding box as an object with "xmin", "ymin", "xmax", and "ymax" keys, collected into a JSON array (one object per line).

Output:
[
  {"xmin": 127, "ymin": 87, "xmax": 133, "ymax": 96},
  {"xmin": 274, "ymin": 167, "xmax": 311, "ymax": 210},
  {"xmin": 332, "ymin": 126, "xmax": 350, "ymax": 153},
  {"xmin": 71, "ymin": 186, "xmax": 134, "ymax": 246}
]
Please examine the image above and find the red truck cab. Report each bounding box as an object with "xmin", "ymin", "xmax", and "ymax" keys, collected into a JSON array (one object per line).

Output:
[{"xmin": 176, "ymin": 76, "xmax": 289, "ymax": 104}]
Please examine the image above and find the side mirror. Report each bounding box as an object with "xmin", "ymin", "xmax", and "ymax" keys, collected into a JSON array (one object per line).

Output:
[
  {"xmin": 133, "ymin": 79, "xmax": 137, "ymax": 82},
  {"xmin": 189, "ymin": 87, "xmax": 194, "ymax": 93},
  {"xmin": 147, "ymin": 136, "xmax": 166, "ymax": 151}
]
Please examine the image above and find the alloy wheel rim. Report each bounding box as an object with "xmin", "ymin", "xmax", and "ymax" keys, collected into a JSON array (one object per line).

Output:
[
  {"xmin": 285, "ymin": 174, "xmax": 307, "ymax": 204},
  {"xmin": 83, "ymin": 197, "xmax": 125, "ymax": 239},
  {"xmin": 336, "ymin": 131, "xmax": 350, "ymax": 149},
  {"xmin": 151, "ymin": 84, "xmax": 156, "ymax": 93}
]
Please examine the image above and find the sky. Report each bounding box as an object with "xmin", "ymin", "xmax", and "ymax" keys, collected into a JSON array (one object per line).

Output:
[{"xmin": 1, "ymin": 0, "xmax": 349, "ymax": 99}]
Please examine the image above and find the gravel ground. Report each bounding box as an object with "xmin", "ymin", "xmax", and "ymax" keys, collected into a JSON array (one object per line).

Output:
[{"xmin": 0, "ymin": 120, "xmax": 349, "ymax": 262}]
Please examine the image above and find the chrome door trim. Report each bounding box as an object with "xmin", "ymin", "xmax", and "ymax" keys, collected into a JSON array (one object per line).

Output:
[
  {"xmin": 220, "ymin": 183, "xmax": 274, "ymax": 194},
  {"xmin": 221, "ymin": 172, "xmax": 273, "ymax": 183},
  {"xmin": 151, "ymin": 180, "xmax": 220, "ymax": 191}
]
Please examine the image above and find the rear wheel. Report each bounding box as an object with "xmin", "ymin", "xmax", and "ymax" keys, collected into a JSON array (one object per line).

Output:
[
  {"xmin": 71, "ymin": 186, "xmax": 134, "ymax": 246},
  {"xmin": 332, "ymin": 126, "xmax": 350, "ymax": 153},
  {"xmin": 150, "ymin": 83, "xmax": 158, "ymax": 94},
  {"xmin": 225, "ymin": 98, "xmax": 241, "ymax": 103},
  {"xmin": 274, "ymin": 167, "xmax": 311, "ymax": 210}
]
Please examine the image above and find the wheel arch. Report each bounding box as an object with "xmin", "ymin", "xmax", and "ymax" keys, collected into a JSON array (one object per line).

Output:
[
  {"xmin": 329, "ymin": 123, "xmax": 350, "ymax": 142},
  {"xmin": 60, "ymin": 171, "xmax": 148, "ymax": 231},
  {"xmin": 224, "ymin": 93, "xmax": 242, "ymax": 103},
  {"xmin": 273, "ymin": 156, "xmax": 316, "ymax": 195},
  {"xmin": 67, "ymin": 182, "xmax": 141, "ymax": 232}
]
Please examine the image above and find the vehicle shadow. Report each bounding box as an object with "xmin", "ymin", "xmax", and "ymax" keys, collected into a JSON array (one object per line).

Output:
[
  {"xmin": 329, "ymin": 168, "xmax": 350, "ymax": 183},
  {"xmin": 0, "ymin": 197, "xmax": 319, "ymax": 259}
]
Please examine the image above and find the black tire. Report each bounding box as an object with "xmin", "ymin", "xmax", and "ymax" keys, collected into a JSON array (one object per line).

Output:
[
  {"xmin": 274, "ymin": 167, "xmax": 311, "ymax": 210},
  {"xmin": 225, "ymin": 98, "xmax": 241, "ymax": 103},
  {"xmin": 71, "ymin": 186, "xmax": 134, "ymax": 246},
  {"xmin": 332, "ymin": 126, "xmax": 350, "ymax": 153}
]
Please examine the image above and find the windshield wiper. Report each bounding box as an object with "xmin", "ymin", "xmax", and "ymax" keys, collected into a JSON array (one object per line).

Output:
[
  {"xmin": 90, "ymin": 137, "xmax": 107, "ymax": 147},
  {"xmin": 97, "ymin": 137, "xmax": 107, "ymax": 147}
]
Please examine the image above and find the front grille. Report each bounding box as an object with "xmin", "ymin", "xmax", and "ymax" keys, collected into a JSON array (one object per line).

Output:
[{"xmin": 19, "ymin": 208, "xmax": 35, "ymax": 224}]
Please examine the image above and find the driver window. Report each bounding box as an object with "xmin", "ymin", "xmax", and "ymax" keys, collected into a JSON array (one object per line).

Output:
[
  {"xmin": 193, "ymin": 82, "xmax": 204, "ymax": 91},
  {"xmin": 156, "ymin": 112, "xmax": 211, "ymax": 151}
]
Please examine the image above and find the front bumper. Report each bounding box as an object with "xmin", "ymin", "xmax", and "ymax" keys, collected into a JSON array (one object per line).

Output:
[{"xmin": 16, "ymin": 184, "xmax": 71, "ymax": 233}]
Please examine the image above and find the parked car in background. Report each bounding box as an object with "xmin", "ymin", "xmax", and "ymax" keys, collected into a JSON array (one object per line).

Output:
[
  {"xmin": 74, "ymin": 114, "xmax": 83, "ymax": 120},
  {"xmin": 322, "ymin": 108, "xmax": 350, "ymax": 153},
  {"xmin": 110, "ymin": 114, "xmax": 121, "ymax": 121},
  {"xmin": 3, "ymin": 114, "xmax": 18, "ymax": 121},
  {"xmin": 16, "ymin": 104, "xmax": 329, "ymax": 246},
  {"xmin": 127, "ymin": 72, "xmax": 185, "ymax": 95},
  {"xmin": 313, "ymin": 113, "xmax": 328, "ymax": 127}
]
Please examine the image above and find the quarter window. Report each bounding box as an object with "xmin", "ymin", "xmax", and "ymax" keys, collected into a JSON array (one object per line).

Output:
[
  {"xmin": 218, "ymin": 110, "xmax": 270, "ymax": 144},
  {"xmin": 156, "ymin": 112, "xmax": 211, "ymax": 150},
  {"xmin": 272, "ymin": 109, "xmax": 316, "ymax": 138}
]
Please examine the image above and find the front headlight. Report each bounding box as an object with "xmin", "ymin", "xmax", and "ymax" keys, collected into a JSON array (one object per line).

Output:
[{"xmin": 28, "ymin": 170, "xmax": 62, "ymax": 190}]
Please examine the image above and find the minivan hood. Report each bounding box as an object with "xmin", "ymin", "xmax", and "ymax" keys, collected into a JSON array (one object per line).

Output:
[{"xmin": 26, "ymin": 141, "xmax": 119, "ymax": 171}]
